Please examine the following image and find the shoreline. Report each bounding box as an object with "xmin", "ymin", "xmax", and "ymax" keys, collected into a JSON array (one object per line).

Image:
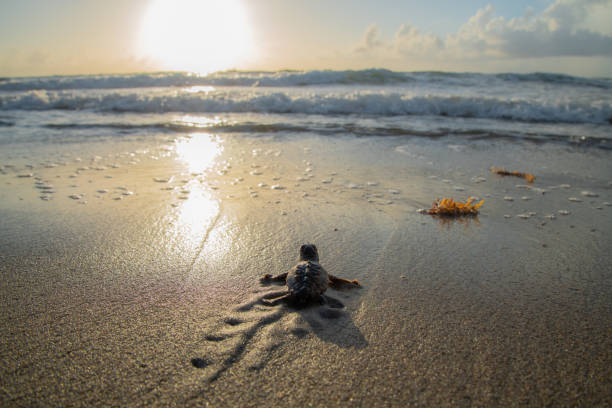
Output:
[{"xmin": 1, "ymin": 134, "xmax": 611, "ymax": 406}]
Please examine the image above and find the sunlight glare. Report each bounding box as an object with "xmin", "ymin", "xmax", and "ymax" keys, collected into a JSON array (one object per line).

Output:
[
  {"xmin": 139, "ymin": 0, "xmax": 253, "ymax": 74},
  {"xmin": 176, "ymin": 187, "xmax": 219, "ymax": 246},
  {"xmin": 175, "ymin": 132, "xmax": 223, "ymax": 174}
]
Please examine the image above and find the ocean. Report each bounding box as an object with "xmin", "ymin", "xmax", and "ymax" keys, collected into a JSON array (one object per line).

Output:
[{"xmin": 1, "ymin": 69, "xmax": 611, "ymax": 162}]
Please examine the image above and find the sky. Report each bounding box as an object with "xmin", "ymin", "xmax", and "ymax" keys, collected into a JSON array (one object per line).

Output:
[{"xmin": 0, "ymin": 0, "xmax": 611, "ymax": 77}]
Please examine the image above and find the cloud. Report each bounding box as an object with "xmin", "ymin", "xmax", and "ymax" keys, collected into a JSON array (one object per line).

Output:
[
  {"xmin": 447, "ymin": 0, "xmax": 612, "ymax": 58},
  {"xmin": 355, "ymin": 0, "xmax": 612, "ymax": 61},
  {"xmin": 394, "ymin": 24, "xmax": 444, "ymax": 56},
  {"xmin": 355, "ymin": 24, "xmax": 384, "ymax": 53}
]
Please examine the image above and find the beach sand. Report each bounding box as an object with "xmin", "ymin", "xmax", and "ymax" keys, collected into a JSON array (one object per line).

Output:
[{"xmin": 1, "ymin": 134, "xmax": 611, "ymax": 406}]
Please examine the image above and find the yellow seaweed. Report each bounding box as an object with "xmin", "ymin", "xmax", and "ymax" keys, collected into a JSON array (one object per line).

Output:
[
  {"xmin": 427, "ymin": 197, "xmax": 484, "ymax": 216},
  {"xmin": 491, "ymin": 166, "xmax": 535, "ymax": 183}
]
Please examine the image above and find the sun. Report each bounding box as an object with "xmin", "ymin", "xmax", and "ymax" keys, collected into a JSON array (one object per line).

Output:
[{"xmin": 138, "ymin": 0, "xmax": 253, "ymax": 74}]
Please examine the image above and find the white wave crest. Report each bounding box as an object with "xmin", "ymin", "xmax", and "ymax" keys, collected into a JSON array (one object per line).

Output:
[
  {"xmin": 1, "ymin": 70, "xmax": 610, "ymax": 91},
  {"xmin": 1, "ymin": 89, "xmax": 610, "ymax": 125}
]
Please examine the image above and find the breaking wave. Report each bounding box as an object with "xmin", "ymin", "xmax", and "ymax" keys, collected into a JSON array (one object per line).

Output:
[
  {"xmin": 0, "ymin": 69, "xmax": 610, "ymax": 91},
  {"xmin": 2, "ymin": 89, "xmax": 610, "ymax": 125}
]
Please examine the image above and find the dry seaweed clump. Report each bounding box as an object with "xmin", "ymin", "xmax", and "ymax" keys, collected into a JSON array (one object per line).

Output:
[
  {"xmin": 427, "ymin": 197, "xmax": 484, "ymax": 216},
  {"xmin": 491, "ymin": 166, "xmax": 535, "ymax": 183}
]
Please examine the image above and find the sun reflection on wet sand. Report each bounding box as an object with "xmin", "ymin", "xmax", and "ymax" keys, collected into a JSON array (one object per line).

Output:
[
  {"xmin": 170, "ymin": 132, "xmax": 226, "ymax": 257},
  {"xmin": 175, "ymin": 132, "xmax": 223, "ymax": 174},
  {"xmin": 175, "ymin": 186, "xmax": 220, "ymax": 248}
]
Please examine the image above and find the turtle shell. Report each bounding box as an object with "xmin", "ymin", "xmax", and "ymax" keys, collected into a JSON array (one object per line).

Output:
[{"xmin": 286, "ymin": 260, "xmax": 329, "ymax": 301}]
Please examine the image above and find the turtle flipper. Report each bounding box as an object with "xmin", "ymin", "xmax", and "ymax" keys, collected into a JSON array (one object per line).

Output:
[
  {"xmin": 260, "ymin": 272, "xmax": 288, "ymax": 284},
  {"xmin": 261, "ymin": 292, "xmax": 292, "ymax": 306},
  {"xmin": 328, "ymin": 274, "xmax": 360, "ymax": 289}
]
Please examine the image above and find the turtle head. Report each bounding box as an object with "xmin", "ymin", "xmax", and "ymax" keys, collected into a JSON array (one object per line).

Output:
[{"xmin": 299, "ymin": 244, "xmax": 319, "ymax": 262}]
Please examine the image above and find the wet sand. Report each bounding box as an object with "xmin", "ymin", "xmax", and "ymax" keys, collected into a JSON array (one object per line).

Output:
[{"xmin": 1, "ymin": 134, "xmax": 611, "ymax": 406}]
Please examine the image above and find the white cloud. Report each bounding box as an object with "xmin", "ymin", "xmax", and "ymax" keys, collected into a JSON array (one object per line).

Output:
[
  {"xmin": 394, "ymin": 24, "xmax": 444, "ymax": 56},
  {"xmin": 447, "ymin": 0, "xmax": 612, "ymax": 58},
  {"xmin": 355, "ymin": 24, "xmax": 384, "ymax": 53},
  {"xmin": 354, "ymin": 0, "xmax": 612, "ymax": 63}
]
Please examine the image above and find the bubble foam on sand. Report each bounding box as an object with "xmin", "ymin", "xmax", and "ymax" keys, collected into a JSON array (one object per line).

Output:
[
  {"xmin": 581, "ymin": 191, "xmax": 598, "ymax": 197},
  {"xmin": 568, "ymin": 197, "xmax": 582, "ymax": 202},
  {"xmin": 504, "ymin": 196, "xmax": 514, "ymax": 201}
]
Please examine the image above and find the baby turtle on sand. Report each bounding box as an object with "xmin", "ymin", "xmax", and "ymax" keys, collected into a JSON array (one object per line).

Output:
[{"xmin": 260, "ymin": 244, "xmax": 360, "ymax": 306}]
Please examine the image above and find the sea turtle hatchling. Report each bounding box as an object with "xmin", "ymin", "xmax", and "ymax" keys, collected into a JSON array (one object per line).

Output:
[{"xmin": 260, "ymin": 244, "xmax": 360, "ymax": 306}]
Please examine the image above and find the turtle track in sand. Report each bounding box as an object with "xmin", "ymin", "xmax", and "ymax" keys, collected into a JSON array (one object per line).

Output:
[{"xmin": 186, "ymin": 287, "xmax": 358, "ymax": 387}]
